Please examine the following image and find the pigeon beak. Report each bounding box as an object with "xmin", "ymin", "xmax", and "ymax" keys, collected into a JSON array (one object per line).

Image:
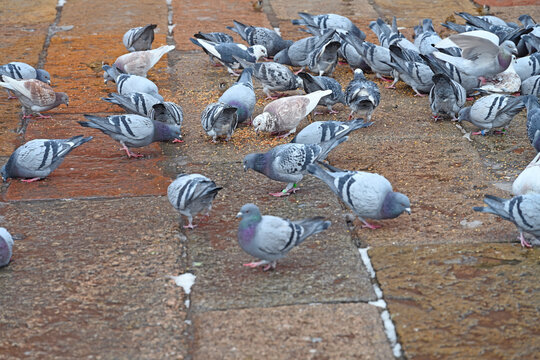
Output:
[
  {"xmin": 405, "ymin": 208, "xmax": 411, "ymax": 215},
  {"xmin": 235, "ymin": 211, "xmax": 243, "ymax": 218},
  {"xmin": 243, "ymin": 165, "xmax": 247, "ymax": 172}
]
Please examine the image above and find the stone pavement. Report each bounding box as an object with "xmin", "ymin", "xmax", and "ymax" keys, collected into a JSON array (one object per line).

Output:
[{"xmin": 0, "ymin": 0, "xmax": 539, "ymax": 359}]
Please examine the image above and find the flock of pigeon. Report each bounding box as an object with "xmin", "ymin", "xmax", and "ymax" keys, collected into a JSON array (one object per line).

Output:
[{"xmin": 1, "ymin": 11, "xmax": 540, "ymax": 271}]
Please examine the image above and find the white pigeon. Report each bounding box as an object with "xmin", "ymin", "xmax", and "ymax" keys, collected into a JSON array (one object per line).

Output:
[{"xmin": 513, "ymin": 153, "xmax": 540, "ymax": 196}]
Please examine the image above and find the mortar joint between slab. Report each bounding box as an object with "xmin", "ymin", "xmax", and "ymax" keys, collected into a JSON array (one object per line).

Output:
[{"xmin": 36, "ymin": 3, "xmax": 65, "ymax": 70}]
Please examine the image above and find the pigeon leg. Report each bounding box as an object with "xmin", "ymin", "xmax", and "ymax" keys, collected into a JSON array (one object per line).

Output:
[
  {"xmin": 262, "ymin": 261, "xmax": 277, "ymax": 271},
  {"xmin": 121, "ymin": 144, "xmax": 144, "ymax": 158},
  {"xmin": 385, "ymin": 77, "xmax": 398, "ymax": 89},
  {"xmin": 35, "ymin": 113, "xmax": 52, "ymax": 119},
  {"xmin": 361, "ymin": 218, "xmax": 381, "ymax": 229},
  {"xmin": 6, "ymin": 90, "xmax": 16, "ymax": 99},
  {"xmin": 243, "ymin": 260, "xmax": 270, "ymax": 268},
  {"xmin": 293, "ymin": 67, "xmax": 305, "ymax": 75},
  {"xmin": 378, "ymin": 75, "xmax": 393, "ymax": 83},
  {"xmin": 432, "ymin": 114, "xmax": 440, "ymax": 121},
  {"xmin": 519, "ymin": 233, "xmax": 532, "ymax": 248},
  {"xmin": 471, "ymin": 130, "xmax": 486, "ymax": 136},
  {"xmin": 21, "ymin": 177, "xmax": 42, "ymax": 183},
  {"xmin": 326, "ymin": 105, "xmax": 339, "ymax": 114},
  {"xmin": 183, "ymin": 215, "xmax": 197, "ymax": 229},
  {"xmin": 276, "ymin": 128, "xmax": 296, "ymax": 138},
  {"xmin": 172, "ymin": 138, "xmax": 184, "ymax": 143},
  {"xmin": 269, "ymin": 183, "xmax": 298, "ymax": 197},
  {"xmin": 493, "ymin": 129, "xmax": 507, "ymax": 135},
  {"xmin": 413, "ymin": 90, "xmax": 427, "ymax": 97}
]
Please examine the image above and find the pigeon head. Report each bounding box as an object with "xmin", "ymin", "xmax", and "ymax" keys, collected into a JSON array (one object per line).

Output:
[
  {"xmin": 273, "ymin": 48, "xmax": 291, "ymax": 65},
  {"xmin": 457, "ymin": 107, "xmax": 471, "ymax": 123},
  {"xmin": 252, "ymin": 112, "xmax": 277, "ymax": 133},
  {"xmin": 294, "ymin": 75, "xmax": 304, "ymax": 89},
  {"xmin": 1, "ymin": 164, "xmax": 9, "ymax": 182},
  {"xmin": 381, "ymin": 192, "xmax": 411, "ymax": 219},
  {"xmin": 36, "ymin": 69, "xmax": 51, "ymax": 84},
  {"xmin": 236, "ymin": 203, "xmax": 262, "ymax": 221},
  {"xmin": 251, "ymin": 45, "xmax": 268, "ymax": 60},
  {"xmin": 353, "ymin": 68, "xmax": 366, "ymax": 80},
  {"xmin": 153, "ymin": 121, "xmax": 182, "ymax": 141},
  {"xmin": 57, "ymin": 92, "xmax": 69, "ymax": 107},
  {"xmin": 243, "ymin": 153, "xmax": 265, "ymax": 173},
  {"xmin": 501, "ymin": 40, "xmax": 518, "ymax": 56}
]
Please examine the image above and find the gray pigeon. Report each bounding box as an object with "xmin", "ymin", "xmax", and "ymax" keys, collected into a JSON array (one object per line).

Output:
[
  {"xmin": 79, "ymin": 114, "xmax": 180, "ymax": 158},
  {"xmin": 201, "ymin": 102, "xmax": 239, "ymax": 142},
  {"xmin": 377, "ymin": 17, "xmax": 418, "ymax": 53},
  {"xmin": 114, "ymin": 72, "xmax": 163, "ymax": 102},
  {"xmin": 1, "ymin": 62, "xmax": 50, "ymax": 98},
  {"xmin": 345, "ymin": 69, "xmax": 381, "ymax": 121},
  {"xmin": 0, "ymin": 228, "xmax": 14, "ymax": 267},
  {"xmin": 194, "ymin": 31, "xmax": 235, "ymax": 65},
  {"xmin": 298, "ymin": 72, "xmax": 345, "ymax": 114},
  {"xmin": 218, "ymin": 67, "xmax": 256, "ymax": 123},
  {"xmin": 0, "ymin": 76, "xmax": 69, "ymax": 119},
  {"xmin": 101, "ymin": 92, "xmax": 161, "ymax": 117},
  {"xmin": 104, "ymin": 45, "xmax": 175, "ymax": 80},
  {"xmin": 243, "ymin": 137, "xmax": 347, "ymax": 196},
  {"xmin": 236, "ymin": 203, "xmax": 331, "ymax": 271},
  {"xmin": 227, "ymin": 20, "xmax": 292, "ymax": 57},
  {"xmin": 291, "ymin": 12, "xmax": 366, "ymax": 40},
  {"xmin": 421, "ymin": 53, "xmax": 481, "ymax": 96},
  {"xmin": 458, "ymin": 94, "xmax": 525, "ymax": 135},
  {"xmin": 429, "ymin": 73, "xmax": 466, "ymax": 121},
  {"xmin": 473, "ymin": 193, "xmax": 540, "ymax": 248},
  {"xmin": 386, "ymin": 45, "xmax": 434, "ymax": 95},
  {"xmin": 1, "ymin": 135, "xmax": 92, "ymax": 182},
  {"xmin": 234, "ymin": 58, "xmax": 301, "ymax": 100},
  {"xmin": 433, "ymin": 31, "xmax": 518, "ymax": 80},
  {"xmin": 512, "ymin": 152, "xmax": 540, "ymax": 196},
  {"xmin": 167, "ymin": 173, "xmax": 222, "ymax": 229},
  {"xmin": 521, "ymin": 75, "xmax": 540, "ymax": 97},
  {"xmin": 149, "ymin": 101, "xmax": 184, "ymax": 128},
  {"xmin": 337, "ymin": 31, "xmax": 394, "ymax": 81},
  {"xmin": 337, "ymin": 40, "xmax": 371, "ymax": 72},
  {"xmin": 291, "ymin": 118, "xmax": 372, "ymax": 145},
  {"xmin": 252, "ymin": 90, "xmax": 332, "ymax": 137},
  {"xmin": 189, "ymin": 37, "xmax": 267, "ymax": 75},
  {"xmin": 413, "ymin": 19, "xmax": 442, "ymax": 55},
  {"xmin": 513, "ymin": 52, "xmax": 540, "ymax": 81},
  {"xmin": 123, "ymin": 24, "xmax": 157, "ymax": 52},
  {"xmin": 307, "ymin": 163, "xmax": 411, "ymax": 229},
  {"xmin": 523, "ymin": 95, "xmax": 540, "ymax": 152},
  {"xmin": 273, "ymin": 30, "xmax": 338, "ymax": 75}
]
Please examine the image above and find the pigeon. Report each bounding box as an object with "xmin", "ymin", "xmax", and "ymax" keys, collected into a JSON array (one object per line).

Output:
[
  {"xmin": 512, "ymin": 152, "xmax": 540, "ymax": 196},
  {"xmin": 298, "ymin": 72, "xmax": 345, "ymax": 114},
  {"xmin": 103, "ymin": 45, "xmax": 175, "ymax": 81},
  {"xmin": 377, "ymin": 17, "xmax": 418, "ymax": 53},
  {"xmin": 433, "ymin": 30, "xmax": 518, "ymax": 80},
  {"xmin": 101, "ymin": 92, "xmax": 161, "ymax": 117},
  {"xmin": 273, "ymin": 30, "xmax": 338, "ymax": 74},
  {"xmin": 337, "ymin": 40, "xmax": 371, "ymax": 72},
  {"xmin": 307, "ymin": 163, "xmax": 411, "ymax": 229},
  {"xmin": 194, "ymin": 31, "xmax": 235, "ymax": 65},
  {"xmin": 0, "ymin": 228, "xmax": 14, "ymax": 267},
  {"xmin": 1, "ymin": 62, "xmax": 50, "ymax": 98},
  {"xmin": 457, "ymin": 94, "xmax": 525, "ymax": 135},
  {"xmin": 513, "ymin": 52, "xmax": 540, "ymax": 81},
  {"xmin": 523, "ymin": 95, "xmax": 540, "ymax": 152},
  {"xmin": 189, "ymin": 37, "xmax": 267, "ymax": 75},
  {"xmin": 236, "ymin": 203, "xmax": 331, "ymax": 271},
  {"xmin": 123, "ymin": 24, "xmax": 157, "ymax": 52},
  {"xmin": 421, "ymin": 53, "xmax": 481, "ymax": 96},
  {"xmin": 291, "ymin": 118, "xmax": 372, "ymax": 145},
  {"xmin": 337, "ymin": 31, "xmax": 394, "ymax": 81},
  {"xmin": 344, "ymin": 69, "xmax": 381, "ymax": 121},
  {"xmin": 148, "ymin": 101, "xmax": 184, "ymax": 127},
  {"xmin": 234, "ymin": 60, "xmax": 301, "ymax": 100},
  {"xmin": 429, "ymin": 73, "xmax": 466, "ymax": 121},
  {"xmin": 79, "ymin": 114, "xmax": 181, "ymax": 158},
  {"xmin": 474, "ymin": 57, "xmax": 521, "ymax": 95},
  {"xmin": 473, "ymin": 193, "xmax": 540, "ymax": 248},
  {"xmin": 386, "ymin": 45, "xmax": 434, "ymax": 95},
  {"xmin": 414, "ymin": 19, "xmax": 442, "ymax": 55},
  {"xmin": 252, "ymin": 89, "xmax": 332, "ymax": 137},
  {"xmin": 167, "ymin": 173, "xmax": 222, "ymax": 229},
  {"xmin": 218, "ymin": 67, "xmax": 256, "ymax": 123},
  {"xmin": 0, "ymin": 75, "xmax": 69, "ymax": 119},
  {"xmin": 200, "ymin": 102, "xmax": 239, "ymax": 142},
  {"xmin": 243, "ymin": 137, "xmax": 347, "ymax": 196},
  {"xmin": 1, "ymin": 135, "xmax": 92, "ymax": 182},
  {"xmin": 227, "ymin": 20, "xmax": 292, "ymax": 57},
  {"xmin": 113, "ymin": 72, "xmax": 163, "ymax": 102},
  {"xmin": 521, "ymin": 75, "xmax": 540, "ymax": 97},
  {"xmin": 521, "ymin": 33, "xmax": 540, "ymax": 55},
  {"xmin": 291, "ymin": 12, "xmax": 366, "ymax": 40}
]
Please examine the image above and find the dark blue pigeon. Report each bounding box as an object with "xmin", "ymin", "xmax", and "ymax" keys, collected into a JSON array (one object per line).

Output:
[{"xmin": 218, "ymin": 67, "xmax": 256, "ymax": 123}]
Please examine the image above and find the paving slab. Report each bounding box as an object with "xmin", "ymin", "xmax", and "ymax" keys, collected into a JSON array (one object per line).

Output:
[
  {"xmin": 0, "ymin": 197, "xmax": 188, "ymax": 359},
  {"xmin": 192, "ymin": 303, "xmax": 394, "ymax": 360},
  {"xmin": 369, "ymin": 243, "xmax": 540, "ymax": 359}
]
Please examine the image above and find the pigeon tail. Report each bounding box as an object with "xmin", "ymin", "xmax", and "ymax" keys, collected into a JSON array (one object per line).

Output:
[
  {"xmin": 293, "ymin": 217, "xmax": 331, "ymax": 245},
  {"xmin": 473, "ymin": 194, "xmax": 511, "ymax": 221}
]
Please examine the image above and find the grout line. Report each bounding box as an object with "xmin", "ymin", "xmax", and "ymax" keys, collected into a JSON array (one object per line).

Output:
[
  {"xmin": 36, "ymin": 1, "xmax": 67, "ymax": 70},
  {"xmin": 359, "ymin": 247, "xmax": 404, "ymax": 359}
]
